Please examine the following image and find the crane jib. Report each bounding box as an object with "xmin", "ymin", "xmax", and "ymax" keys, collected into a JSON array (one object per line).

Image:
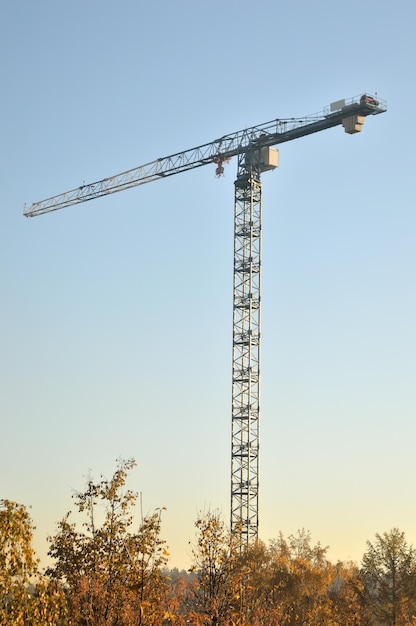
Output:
[{"xmin": 24, "ymin": 95, "xmax": 386, "ymax": 217}]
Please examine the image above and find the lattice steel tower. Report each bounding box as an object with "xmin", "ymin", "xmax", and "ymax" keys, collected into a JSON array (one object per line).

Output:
[{"xmin": 231, "ymin": 147, "xmax": 277, "ymax": 542}]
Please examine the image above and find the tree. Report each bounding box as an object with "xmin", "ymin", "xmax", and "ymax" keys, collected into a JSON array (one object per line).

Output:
[
  {"xmin": 361, "ymin": 528, "xmax": 416, "ymax": 626},
  {"xmin": 47, "ymin": 458, "xmax": 169, "ymax": 626},
  {"xmin": 328, "ymin": 560, "xmax": 371, "ymax": 626},
  {"xmin": 189, "ymin": 511, "xmax": 243, "ymax": 626},
  {"xmin": 232, "ymin": 531, "xmax": 367, "ymax": 626},
  {"xmin": 0, "ymin": 499, "xmax": 37, "ymax": 594},
  {"xmin": 0, "ymin": 499, "xmax": 68, "ymax": 626},
  {"xmin": 233, "ymin": 539, "xmax": 282, "ymax": 626},
  {"xmin": 267, "ymin": 529, "xmax": 335, "ymax": 626}
]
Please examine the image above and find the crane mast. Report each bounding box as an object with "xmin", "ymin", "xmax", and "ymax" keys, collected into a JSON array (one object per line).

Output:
[
  {"xmin": 24, "ymin": 94, "xmax": 386, "ymax": 544},
  {"xmin": 231, "ymin": 152, "xmax": 264, "ymax": 542}
]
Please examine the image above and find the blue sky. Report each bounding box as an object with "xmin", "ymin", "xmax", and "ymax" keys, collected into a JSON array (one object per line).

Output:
[{"xmin": 1, "ymin": 1, "xmax": 415, "ymax": 569}]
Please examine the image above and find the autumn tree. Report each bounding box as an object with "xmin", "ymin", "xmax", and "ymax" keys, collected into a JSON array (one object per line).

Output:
[
  {"xmin": 328, "ymin": 560, "xmax": 372, "ymax": 626},
  {"xmin": 361, "ymin": 528, "xmax": 416, "ymax": 626},
  {"xmin": 0, "ymin": 499, "xmax": 68, "ymax": 626},
  {"xmin": 266, "ymin": 529, "xmax": 335, "ymax": 626},
  {"xmin": 189, "ymin": 510, "xmax": 243, "ymax": 626},
  {"xmin": 232, "ymin": 539, "xmax": 282, "ymax": 626},
  {"xmin": 47, "ymin": 458, "xmax": 169, "ymax": 626},
  {"xmin": 232, "ymin": 532, "xmax": 367, "ymax": 626}
]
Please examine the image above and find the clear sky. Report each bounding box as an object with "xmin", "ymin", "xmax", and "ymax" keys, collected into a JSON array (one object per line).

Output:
[{"xmin": 1, "ymin": 1, "xmax": 415, "ymax": 570}]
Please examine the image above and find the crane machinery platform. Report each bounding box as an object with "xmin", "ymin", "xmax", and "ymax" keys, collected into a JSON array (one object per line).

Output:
[{"xmin": 25, "ymin": 93, "xmax": 386, "ymax": 544}]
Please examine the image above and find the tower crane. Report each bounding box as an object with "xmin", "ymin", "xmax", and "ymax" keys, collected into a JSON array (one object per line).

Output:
[{"xmin": 25, "ymin": 93, "xmax": 386, "ymax": 544}]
